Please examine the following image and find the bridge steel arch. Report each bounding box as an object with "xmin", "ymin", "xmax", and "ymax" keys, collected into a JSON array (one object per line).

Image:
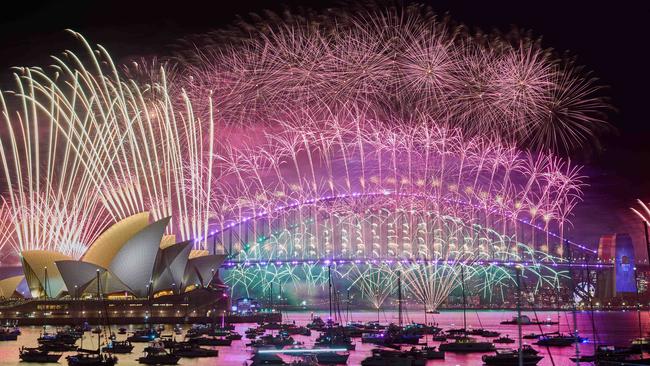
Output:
[{"xmin": 193, "ymin": 191, "xmax": 609, "ymax": 310}]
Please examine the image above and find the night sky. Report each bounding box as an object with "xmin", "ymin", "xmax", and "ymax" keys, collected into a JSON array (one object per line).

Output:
[{"xmin": 0, "ymin": 1, "xmax": 648, "ymax": 254}]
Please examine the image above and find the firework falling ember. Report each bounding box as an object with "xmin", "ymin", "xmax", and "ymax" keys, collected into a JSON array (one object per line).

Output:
[
  {"xmin": 201, "ymin": 108, "xmax": 584, "ymax": 309},
  {"xmin": 632, "ymin": 199, "xmax": 650, "ymax": 225},
  {"xmin": 179, "ymin": 3, "xmax": 610, "ymax": 152},
  {"xmin": 0, "ymin": 32, "xmax": 216, "ymax": 257}
]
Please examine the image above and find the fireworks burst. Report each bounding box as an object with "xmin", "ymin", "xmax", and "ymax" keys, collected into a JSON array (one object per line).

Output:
[
  {"xmin": 0, "ymin": 3, "xmax": 604, "ymax": 307},
  {"xmin": 0, "ymin": 32, "xmax": 216, "ymax": 257},
  {"xmin": 632, "ymin": 199, "xmax": 650, "ymax": 225},
  {"xmin": 178, "ymin": 3, "xmax": 610, "ymax": 152}
]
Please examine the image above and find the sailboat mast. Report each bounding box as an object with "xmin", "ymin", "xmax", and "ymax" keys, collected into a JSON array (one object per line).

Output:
[
  {"xmin": 516, "ymin": 266, "xmax": 523, "ymax": 366},
  {"xmin": 43, "ymin": 267, "xmax": 48, "ymax": 300},
  {"xmin": 328, "ymin": 265, "xmax": 332, "ymax": 323},
  {"xmin": 397, "ymin": 270, "xmax": 403, "ymax": 327},
  {"xmin": 461, "ymin": 266, "xmax": 467, "ymax": 332},
  {"xmin": 96, "ymin": 269, "xmax": 101, "ymax": 352},
  {"xmin": 346, "ymin": 290, "xmax": 351, "ymax": 325}
]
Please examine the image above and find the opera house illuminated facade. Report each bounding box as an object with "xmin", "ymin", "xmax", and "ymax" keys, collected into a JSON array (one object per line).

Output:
[{"xmin": 0, "ymin": 213, "xmax": 236, "ymax": 325}]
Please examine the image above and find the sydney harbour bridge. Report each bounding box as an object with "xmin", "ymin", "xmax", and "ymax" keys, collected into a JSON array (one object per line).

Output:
[{"xmin": 200, "ymin": 191, "xmax": 611, "ymax": 310}]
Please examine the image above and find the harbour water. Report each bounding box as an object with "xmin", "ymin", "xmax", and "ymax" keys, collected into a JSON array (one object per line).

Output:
[{"xmin": 0, "ymin": 310, "xmax": 646, "ymax": 365}]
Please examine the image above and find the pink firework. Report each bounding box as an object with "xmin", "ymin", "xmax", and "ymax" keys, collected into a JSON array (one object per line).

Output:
[{"xmin": 177, "ymin": 3, "xmax": 609, "ymax": 152}]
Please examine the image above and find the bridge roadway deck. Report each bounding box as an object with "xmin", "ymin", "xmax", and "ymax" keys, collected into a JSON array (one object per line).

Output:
[{"xmin": 221, "ymin": 257, "xmax": 613, "ymax": 270}]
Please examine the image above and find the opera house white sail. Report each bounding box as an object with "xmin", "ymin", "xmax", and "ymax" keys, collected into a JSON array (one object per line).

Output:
[{"xmin": 13, "ymin": 212, "xmax": 225, "ymax": 300}]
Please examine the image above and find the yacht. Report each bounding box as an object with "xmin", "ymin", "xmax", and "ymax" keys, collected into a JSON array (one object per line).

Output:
[
  {"xmin": 66, "ymin": 352, "xmax": 117, "ymax": 366},
  {"xmin": 482, "ymin": 348, "xmax": 544, "ymax": 365},
  {"xmin": 101, "ymin": 340, "xmax": 134, "ymax": 354},
  {"xmin": 138, "ymin": 342, "xmax": 180, "ymax": 365},
  {"xmin": 534, "ymin": 333, "xmax": 584, "ymax": 347},
  {"xmin": 190, "ymin": 335, "xmax": 232, "ymax": 346},
  {"xmin": 439, "ymin": 336, "xmax": 495, "ymax": 353},
  {"xmin": 500, "ymin": 315, "xmax": 558, "ymax": 326},
  {"xmin": 493, "ymin": 335, "xmax": 516, "ymax": 344},
  {"xmin": 404, "ymin": 346, "xmax": 445, "ymax": 360},
  {"xmin": 361, "ymin": 348, "xmax": 425, "ymax": 366},
  {"xmin": 39, "ymin": 341, "xmax": 78, "ymax": 352},
  {"xmin": 469, "ymin": 328, "xmax": 500, "ymax": 337},
  {"xmin": 315, "ymin": 329, "xmax": 356, "ymax": 350},
  {"xmin": 19, "ymin": 347, "xmax": 62, "ymax": 363},
  {"xmin": 127, "ymin": 328, "xmax": 159, "ymax": 343},
  {"xmin": 249, "ymin": 353, "xmax": 287, "ymax": 365},
  {"xmin": 570, "ymin": 345, "xmax": 632, "ymax": 363},
  {"xmin": 170, "ymin": 342, "xmax": 219, "ymax": 358}
]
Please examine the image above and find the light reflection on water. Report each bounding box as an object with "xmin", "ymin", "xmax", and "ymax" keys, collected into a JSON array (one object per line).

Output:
[{"xmin": 0, "ymin": 310, "xmax": 646, "ymax": 365}]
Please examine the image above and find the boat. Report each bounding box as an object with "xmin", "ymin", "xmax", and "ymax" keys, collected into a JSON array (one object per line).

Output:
[
  {"xmin": 288, "ymin": 355, "xmax": 319, "ymax": 366},
  {"xmin": 469, "ymin": 328, "xmax": 500, "ymax": 337},
  {"xmin": 363, "ymin": 321, "xmax": 386, "ymax": 331},
  {"xmin": 500, "ymin": 315, "xmax": 558, "ymax": 326},
  {"xmin": 361, "ymin": 332, "xmax": 387, "ymax": 344},
  {"xmin": 227, "ymin": 331, "xmax": 244, "ymax": 340},
  {"xmin": 425, "ymin": 310, "xmax": 440, "ymax": 314},
  {"xmin": 249, "ymin": 353, "xmax": 287, "ymax": 365},
  {"xmin": 4, "ymin": 323, "xmax": 21, "ymax": 335},
  {"xmin": 282, "ymin": 324, "xmax": 312, "ymax": 336},
  {"xmin": 360, "ymin": 348, "xmax": 425, "ymax": 366},
  {"xmin": 0, "ymin": 325, "xmax": 21, "ymax": 340},
  {"xmin": 0, "ymin": 330, "xmax": 19, "ymax": 341},
  {"xmin": 66, "ymin": 352, "xmax": 117, "ymax": 366},
  {"xmin": 246, "ymin": 327, "xmax": 265, "ymax": 338},
  {"xmin": 431, "ymin": 333, "xmax": 448, "ymax": 342},
  {"xmin": 248, "ymin": 333, "xmax": 297, "ymax": 349},
  {"xmin": 314, "ymin": 351, "xmax": 350, "ymax": 364},
  {"xmin": 19, "ymin": 347, "xmax": 62, "ymax": 363},
  {"xmin": 631, "ymin": 337, "xmax": 650, "ymax": 352},
  {"xmin": 534, "ymin": 333, "xmax": 584, "ymax": 347},
  {"xmin": 493, "ymin": 335, "xmax": 516, "ymax": 344},
  {"xmin": 306, "ymin": 317, "xmax": 326, "ymax": 330},
  {"xmin": 403, "ymin": 323, "xmax": 442, "ymax": 336},
  {"xmin": 138, "ymin": 342, "xmax": 180, "ymax": 365},
  {"xmin": 38, "ymin": 332, "xmax": 78, "ymax": 345},
  {"xmin": 314, "ymin": 330, "xmax": 356, "ymax": 350},
  {"xmin": 570, "ymin": 345, "xmax": 632, "ymax": 363},
  {"xmin": 190, "ymin": 335, "xmax": 232, "ymax": 346},
  {"xmin": 439, "ymin": 336, "xmax": 496, "ymax": 353},
  {"xmin": 186, "ymin": 324, "xmax": 210, "ymax": 338},
  {"xmin": 278, "ymin": 348, "xmax": 349, "ymax": 365},
  {"xmin": 117, "ymin": 328, "xmax": 127, "ymax": 335},
  {"xmin": 404, "ymin": 346, "xmax": 445, "ymax": 360},
  {"xmin": 101, "ymin": 340, "xmax": 134, "ymax": 354},
  {"xmin": 388, "ymin": 325, "xmax": 424, "ymax": 345},
  {"xmin": 262, "ymin": 322, "xmax": 282, "ymax": 330},
  {"xmin": 482, "ymin": 348, "xmax": 544, "ymax": 365},
  {"xmin": 522, "ymin": 333, "xmax": 544, "ymax": 340},
  {"xmin": 127, "ymin": 328, "xmax": 160, "ymax": 343},
  {"xmin": 520, "ymin": 345, "xmax": 539, "ymax": 355},
  {"xmin": 39, "ymin": 342, "xmax": 78, "ymax": 352},
  {"xmin": 446, "ymin": 327, "xmax": 467, "ymax": 335},
  {"xmin": 170, "ymin": 342, "xmax": 219, "ymax": 358}
]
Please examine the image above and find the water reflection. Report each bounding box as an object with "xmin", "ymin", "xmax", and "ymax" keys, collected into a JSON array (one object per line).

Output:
[{"xmin": 0, "ymin": 310, "xmax": 646, "ymax": 365}]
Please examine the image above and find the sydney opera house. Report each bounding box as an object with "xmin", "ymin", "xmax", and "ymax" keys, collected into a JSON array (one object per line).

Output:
[{"xmin": 0, "ymin": 213, "xmax": 235, "ymax": 325}]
